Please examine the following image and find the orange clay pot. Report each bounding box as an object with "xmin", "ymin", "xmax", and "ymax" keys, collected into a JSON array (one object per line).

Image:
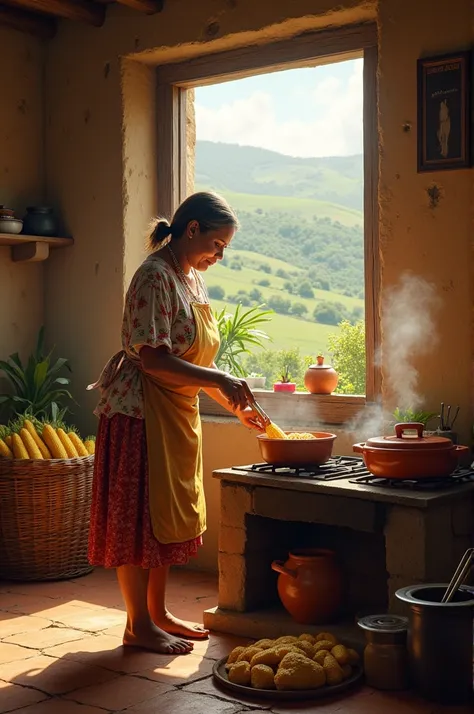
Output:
[
  {"xmin": 271, "ymin": 549, "xmax": 343, "ymax": 625},
  {"xmin": 304, "ymin": 355, "xmax": 338, "ymax": 395}
]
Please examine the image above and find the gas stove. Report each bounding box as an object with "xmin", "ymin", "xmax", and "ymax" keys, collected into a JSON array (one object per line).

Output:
[
  {"xmin": 232, "ymin": 456, "xmax": 370, "ymax": 481},
  {"xmin": 349, "ymin": 468, "xmax": 474, "ymax": 491},
  {"xmin": 232, "ymin": 456, "xmax": 474, "ymax": 490}
]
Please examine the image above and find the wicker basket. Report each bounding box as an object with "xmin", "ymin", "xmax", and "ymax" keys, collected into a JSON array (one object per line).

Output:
[{"xmin": 0, "ymin": 454, "xmax": 95, "ymax": 581}]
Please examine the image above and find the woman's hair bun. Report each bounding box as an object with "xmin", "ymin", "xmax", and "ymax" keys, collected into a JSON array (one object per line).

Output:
[{"xmin": 147, "ymin": 218, "xmax": 173, "ymax": 251}]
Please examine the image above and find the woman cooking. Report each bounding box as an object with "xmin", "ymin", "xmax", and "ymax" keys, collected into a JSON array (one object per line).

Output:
[{"xmin": 88, "ymin": 192, "xmax": 263, "ymax": 656}]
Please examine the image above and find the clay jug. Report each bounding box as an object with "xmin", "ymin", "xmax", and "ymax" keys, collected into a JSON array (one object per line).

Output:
[
  {"xmin": 271, "ymin": 548, "xmax": 343, "ymax": 624},
  {"xmin": 304, "ymin": 355, "xmax": 338, "ymax": 395}
]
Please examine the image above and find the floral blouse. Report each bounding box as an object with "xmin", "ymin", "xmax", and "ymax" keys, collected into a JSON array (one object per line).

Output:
[{"xmin": 94, "ymin": 254, "xmax": 206, "ymax": 419}]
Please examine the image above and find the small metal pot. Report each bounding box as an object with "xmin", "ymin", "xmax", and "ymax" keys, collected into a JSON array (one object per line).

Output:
[
  {"xmin": 353, "ymin": 422, "xmax": 469, "ymax": 479},
  {"xmin": 396, "ymin": 583, "xmax": 474, "ymax": 704},
  {"xmin": 257, "ymin": 431, "xmax": 336, "ymax": 467}
]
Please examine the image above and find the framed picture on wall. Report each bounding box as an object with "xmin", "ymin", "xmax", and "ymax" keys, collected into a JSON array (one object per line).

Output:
[{"xmin": 417, "ymin": 51, "xmax": 471, "ymax": 172}]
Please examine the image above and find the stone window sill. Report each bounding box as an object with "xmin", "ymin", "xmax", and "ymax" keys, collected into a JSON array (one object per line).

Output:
[{"xmin": 199, "ymin": 389, "xmax": 366, "ymax": 427}]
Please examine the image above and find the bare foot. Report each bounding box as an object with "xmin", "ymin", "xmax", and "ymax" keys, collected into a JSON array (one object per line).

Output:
[
  {"xmin": 123, "ymin": 623, "xmax": 194, "ymax": 654},
  {"xmin": 153, "ymin": 610, "xmax": 210, "ymax": 640}
]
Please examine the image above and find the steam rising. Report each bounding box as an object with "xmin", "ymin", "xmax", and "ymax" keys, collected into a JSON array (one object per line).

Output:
[
  {"xmin": 348, "ymin": 273, "xmax": 441, "ymax": 442},
  {"xmin": 383, "ymin": 273, "xmax": 441, "ymax": 410}
]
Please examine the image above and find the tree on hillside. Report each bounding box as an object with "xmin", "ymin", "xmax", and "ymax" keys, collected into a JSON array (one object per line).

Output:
[
  {"xmin": 313, "ymin": 301, "xmax": 346, "ymax": 326},
  {"xmin": 291, "ymin": 302, "xmax": 308, "ymax": 317},
  {"xmin": 327, "ymin": 320, "xmax": 366, "ymax": 395},
  {"xmin": 249, "ymin": 287, "xmax": 263, "ymax": 302},
  {"xmin": 298, "ymin": 281, "xmax": 314, "ymax": 299},
  {"xmin": 208, "ymin": 285, "xmax": 225, "ymax": 300},
  {"xmin": 268, "ymin": 295, "xmax": 292, "ymax": 315}
]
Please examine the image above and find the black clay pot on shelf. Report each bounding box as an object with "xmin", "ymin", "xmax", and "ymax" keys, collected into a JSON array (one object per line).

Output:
[
  {"xmin": 22, "ymin": 207, "xmax": 58, "ymax": 237},
  {"xmin": 396, "ymin": 583, "xmax": 474, "ymax": 705}
]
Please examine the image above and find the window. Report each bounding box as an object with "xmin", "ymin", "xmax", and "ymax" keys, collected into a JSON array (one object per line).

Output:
[{"xmin": 155, "ymin": 24, "xmax": 380, "ymax": 425}]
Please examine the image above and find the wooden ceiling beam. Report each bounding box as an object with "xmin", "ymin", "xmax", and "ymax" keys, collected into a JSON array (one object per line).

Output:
[
  {"xmin": 0, "ymin": 0, "xmax": 105, "ymax": 27},
  {"xmin": 116, "ymin": 0, "xmax": 163, "ymax": 13},
  {"xmin": 0, "ymin": 4, "xmax": 56, "ymax": 39}
]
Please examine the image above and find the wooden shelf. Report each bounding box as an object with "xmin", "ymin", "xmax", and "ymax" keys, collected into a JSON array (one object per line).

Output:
[{"xmin": 0, "ymin": 234, "xmax": 73, "ymax": 263}]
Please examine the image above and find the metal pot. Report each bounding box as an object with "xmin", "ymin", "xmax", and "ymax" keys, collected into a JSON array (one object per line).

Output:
[
  {"xmin": 257, "ymin": 431, "xmax": 336, "ymax": 467},
  {"xmin": 353, "ymin": 422, "xmax": 469, "ymax": 479},
  {"xmin": 396, "ymin": 583, "xmax": 474, "ymax": 704}
]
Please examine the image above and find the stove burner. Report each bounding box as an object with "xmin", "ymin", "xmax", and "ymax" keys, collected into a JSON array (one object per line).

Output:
[
  {"xmin": 349, "ymin": 467, "xmax": 474, "ymax": 491},
  {"xmin": 232, "ymin": 456, "xmax": 368, "ymax": 481},
  {"xmin": 232, "ymin": 457, "xmax": 474, "ymax": 489}
]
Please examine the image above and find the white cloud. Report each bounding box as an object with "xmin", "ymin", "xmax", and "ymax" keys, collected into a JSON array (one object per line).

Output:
[{"xmin": 195, "ymin": 60, "xmax": 363, "ymax": 158}]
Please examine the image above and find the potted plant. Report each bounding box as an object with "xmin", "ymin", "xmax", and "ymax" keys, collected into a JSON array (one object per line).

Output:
[
  {"xmin": 273, "ymin": 366, "xmax": 296, "ymax": 393},
  {"xmin": 391, "ymin": 408, "xmax": 437, "ymax": 433},
  {"xmin": 246, "ymin": 372, "xmax": 266, "ymax": 390}
]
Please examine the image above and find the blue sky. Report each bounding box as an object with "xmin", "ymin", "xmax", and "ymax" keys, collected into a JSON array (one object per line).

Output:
[{"xmin": 195, "ymin": 58, "xmax": 363, "ymax": 158}]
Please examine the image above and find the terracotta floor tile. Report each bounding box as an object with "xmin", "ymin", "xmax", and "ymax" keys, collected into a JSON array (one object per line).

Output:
[
  {"xmin": 101, "ymin": 624, "xmax": 124, "ymax": 639},
  {"xmin": 192, "ymin": 633, "xmax": 253, "ymax": 661},
  {"xmin": 0, "ymin": 593, "xmax": 66, "ymax": 615},
  {"xmin": 29, "ymin": 602, "xmax": 97, "ymax": 620},
  {"xmin": 4, "ymin": 626, "xmax": 89, "ymax": 649},
  {"xmin": 43, "ymin": 635, "xmax": 179, "ymax": 674},
  {"xmin": 124, "ymin": 688, "xmax": 244, "ymax": 714},
  {"xmin": 168, "ymin": 597, "xmax": 218, "ymax": 622},
  {"xmin": 0, "ymin": 643, "xmax": 38, "ymax": 665},
  {"xmin": 0, "ymin": 580, "xmax": 87, "ymax": 598},
  {"xmin": 0, "ymin": 679, "xmax": 49, "ymax": 713},
  {"xmin": 0, "ymin": 613, "xmax": 53, "ymax": 639},
  {"xmin": 64, "ymin": 673, "xmax": 173, "ymax": 710},
  {"xmin": 10, "ymin": 700, "xmax": 111, "ymax": 714},
  {"xmin": 0, "ymin": 654, "xmax": 118, "ymax": 695},
  {"xmin": 51, "ymin": 607, "xmax": 125, "ymax": 632},
  {"xmin": 182, "ymin": 675, "xmax": 273, "ymax": 709},
  {"xmin": 137, "ymin": 651, "xmax": 215, "ymax": 685}
]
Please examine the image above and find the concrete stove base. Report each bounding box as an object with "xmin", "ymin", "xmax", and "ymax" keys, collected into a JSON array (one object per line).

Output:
[{"xmin": 204, "ymin": 605, "xmax": 364, "ymax": 650}]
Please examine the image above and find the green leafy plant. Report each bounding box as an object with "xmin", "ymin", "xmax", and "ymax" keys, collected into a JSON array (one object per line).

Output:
[
  {"xmin": 327, "ymin": 320, "xmax": 366, "ymax": 395},
  {"xmin": 0, "ymin": 326, "xmax": 73, "ymax": 420},
  {"xmin": 214, "ymin": 304, "xmax": 273, "ymax": 377},
  {"xmin": 392, "ymin": 408, "xmax": 437, "ymax": 427},
  {"xmin": 278, "ymin": 365, "xmax": 292, "ymax": 384}
]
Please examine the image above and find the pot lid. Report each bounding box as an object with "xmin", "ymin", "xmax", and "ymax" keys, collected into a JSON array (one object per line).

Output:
[
  {"xmin": 358, "ymin": 614, "xmax": 408, "ymax": 633},
  {"xmin": 365, "ymin": 422, "xmax": 453, "ymax": 451},
  {"xmin": 308, "ymin": 355, "xmax": 333, "ymax": 370}
]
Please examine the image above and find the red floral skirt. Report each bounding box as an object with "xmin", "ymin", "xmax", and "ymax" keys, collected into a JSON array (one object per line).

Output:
[{"xmin": 88, "ymin": 413, "xmax": 202, "ymax": 568}]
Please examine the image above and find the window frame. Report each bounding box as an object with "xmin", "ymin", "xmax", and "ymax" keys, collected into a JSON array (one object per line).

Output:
[{"xmin": 155, "ymin": 23, "xmax": 380, "ymax": 426}]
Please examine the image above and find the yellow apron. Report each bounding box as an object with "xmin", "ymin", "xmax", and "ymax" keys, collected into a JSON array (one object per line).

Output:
[{"xmin": 141, "ymin": 302, "xmax": 220, "ymax": 545}]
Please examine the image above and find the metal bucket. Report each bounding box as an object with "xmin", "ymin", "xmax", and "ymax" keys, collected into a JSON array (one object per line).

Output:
[{"xmin": 396, "ymin": 583, "xmax": 474, "ymax": 705}]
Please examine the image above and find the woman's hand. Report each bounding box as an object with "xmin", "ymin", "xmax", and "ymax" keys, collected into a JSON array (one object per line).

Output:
[
  {"xmin": 216, "ymin": 372, "xmax": 255, "ymax": 412},
  {"xmin": 236, "ymin": 406, "xmax": 266, "ymax": 432}
]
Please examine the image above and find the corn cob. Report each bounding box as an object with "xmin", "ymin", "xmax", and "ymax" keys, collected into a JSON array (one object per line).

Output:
[
  {"xmin": 4, "ymin": 435, "xmax": 12, "ymax": 449},
  {"xmin": 42, "ymin": 424, "xmax": 68, "ymax": 459},
  {"xmin": 57, "ymin": 428, "xmax": 79, "ymax": 458},
  {"xmin": 265, "ymin": 421, "xmax": 288, "ymax": 439},
  {"xmin": 67, "ymin": 431, "xmax": 89, "ymax": 457},
  {"xmin": 19, "ymin": 428, "xmax": 43, "ymax": 459},
  {"xmin": 24, "ymin": 419, "xmax": 51, "ymax": 459},
  {"xmin": 84, "ymin": 436, "xmax": 96, "ymax": 455},
  {"xmin": 0, "ymin": 438, "xmax": 13, "ymax": 458},
  {"xmin": 12, "ymin": 433, "xmax": 29, "ymax": 459}
]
